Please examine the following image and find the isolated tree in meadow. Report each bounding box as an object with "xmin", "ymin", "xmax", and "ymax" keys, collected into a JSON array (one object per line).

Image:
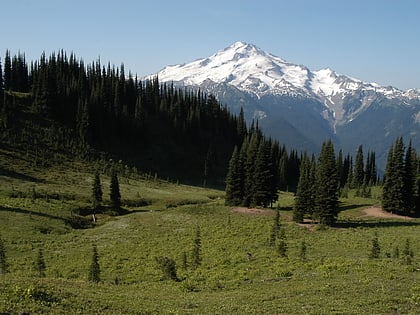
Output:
[
  {"xmin": 35, "ymin": 248, "xmax": 46, "ymax": 277},
  {"xmin": 191, "ymin": 226, "xmax": 202, "ymax": 269},
  {"xmin": 156, "ymin": 256, "xmax": 178, "ymax": 281},
  {"xmin": 110, "ymin": 170, "xmax": 121, "ymax": 211},
  {"xmin": 92, "ymin": 171, "xmax": 103, "ymax": 211},
  {"xmin": 277, "ymin": 228, "xmax": 287, "ymax": 258},
  {"xmin": 314, "ymin": 140, "xmax": 339, "ymax": 226},
  {"xmin": 88, "ymin": 244, "xmax": 101, "ymax": 283},
  {"xmin": 369, "ymin": 232, "xmax": 380, "ymax": 259},
  {"xmin": 0, "ymin": 237, "xmax": 8, "ymax": 274}
]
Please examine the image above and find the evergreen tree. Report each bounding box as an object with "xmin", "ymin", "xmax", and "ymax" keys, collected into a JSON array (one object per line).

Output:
[
  {"xmin": 299, "ymin": 240, "xmax": 307, "ymax": 262},
  {"xmin": 251, "ymin": 139, "xmax": 274, "ymax": 207},
  {"xmin": 0, "ymin": 237, "xmax": 8, "ymax": 274},
  {"xmin": 369, "ymin": 233, "xmax": 380, "ymax": 259},
  {"xmin": 88, "ymin": 244, "xmax": 101, "ymax": 283},
  {"xmin": 294, "ymin": 153, "xmax": 314, "ymax": 223},
  {"xmin": 92, "ymin": 171, "xmax": 103, "ymax": 211},
  {"xmin": 110, "ymin": 170, "xmax": 121, "ymax": 211},
  {"xmin": 225, "ymin": 146, "xmax": 243, "ymax": 206},
  {"xmin": 403, "ymin": 141, "xmax": 416, "ymax": 214},
  {"xmin": 155, "ymin": 256, "xmax": 178, "ymax": 281},
  {"xmin": 277, "ymin": 228, "xmax": 287, "ymax": 258},
  {"xmin": 382, "ymin": 138, "xmax": 405, "ymax": 214},
  {"xmin": 353, "ymin": 145, "xmax": 364, "ymax": 187},
  {"xmin": 191, "ymin": 226, "xmax": 202, "ymax": 269},
  {"xmin": 314, "ymin": 140, "xmax": 339, "ymax": 226},
  {"xmin": 35, "ymin": 248, "xmax": 46, "ymax": 277}
]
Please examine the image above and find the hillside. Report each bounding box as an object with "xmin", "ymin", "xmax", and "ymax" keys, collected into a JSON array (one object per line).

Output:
[
  {"xmin": 0, "ymin": 149, "xmax": 420, "ymax": 314},
  {"xmin": 0, "ymin": 51, "xmax": 246, "ymax": 187}
]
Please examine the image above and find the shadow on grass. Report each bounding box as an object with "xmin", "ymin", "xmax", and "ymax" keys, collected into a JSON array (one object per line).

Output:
[
  {"xmin": 335, "ymin": 219, "xmax": 420, "ymax": 229},
  {"xmin": 0, "ymin": 205, "xmax": 65, "ymax": 221},
  {"xmin": 0, "ymin": 167, "xmax": 43, "ymax": 183}
]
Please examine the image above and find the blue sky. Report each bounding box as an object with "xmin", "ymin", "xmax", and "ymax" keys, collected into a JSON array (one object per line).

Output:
[{"xmin": 1, "ymin": 0, "xmax": 420, "ymax": 90}]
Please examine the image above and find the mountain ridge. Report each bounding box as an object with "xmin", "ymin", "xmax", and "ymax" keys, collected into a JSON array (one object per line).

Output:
[{"xmin": 149, "ymin": 42, "xmax": 420, "ymax": 168}]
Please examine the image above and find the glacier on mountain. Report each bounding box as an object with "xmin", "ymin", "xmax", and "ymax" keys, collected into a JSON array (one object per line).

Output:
[{"xmin": 155, "ymin": 41, "xmax": 420, "ymax": 127}]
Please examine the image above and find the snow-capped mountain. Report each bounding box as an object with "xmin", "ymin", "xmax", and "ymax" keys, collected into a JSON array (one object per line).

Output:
[{"xmin": 150, "ymin": 42, "xmax": 420, "ymax": 168}]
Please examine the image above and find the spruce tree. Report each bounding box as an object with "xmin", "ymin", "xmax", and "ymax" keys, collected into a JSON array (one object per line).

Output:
[
  {"xmin": 35, "ymin": 248, "xmax": 46, "ymax": 277},
  {"xmin": 294, "ymin": 154, "xmax": 313, "ymax": 223},
  {"xmin": 369, "ymin": 233, "xmax": 380, "ymax": 259},
  {"xmin": 314, "ymin": 140, "xmax": 339, "ymax": 226},
  {"xmin": 403, "ymin": 141, "xmax": 416, "ymax": 214},
  {"xmin": 0, "ymin": 237, "xmax": 8, "ymax": 274},
  {"xmin": 88, "ymin": 244, "xmax": 101, "ymax": 283},
  {"xmin": 353, "ymin": 145, "xmax": 364, "ymax": 188},
  {"xmin": 251, "ymin": 139, "xmax": 274, "ymax": 207},
  {"xmin": 92, "ymin": 171, "xmax": 103, "ymax": 211},
  {"xmin": 225, "ymin": 146, "xmax": 244, "ymax": 206},
  {"xmin": 383, "ymin": 138, "xmax": 405, "ymax": 214},
  {"xmin": 191, "ymin": 226, "xmax": 202, "ymax": 269},
  {"xmin": 110, "ymin": 170, "xmax": 121, "ymax": 211}
]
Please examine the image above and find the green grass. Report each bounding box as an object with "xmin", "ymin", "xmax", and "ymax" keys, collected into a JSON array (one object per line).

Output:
[{"xmin": 0, "ymin": 156, "xmax": 419, "ymax": 314}]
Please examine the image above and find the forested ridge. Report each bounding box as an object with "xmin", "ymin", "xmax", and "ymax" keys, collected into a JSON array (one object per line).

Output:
[{"xmin": 0, "ymin": 50, "xmax": 247, "ymax": 185}]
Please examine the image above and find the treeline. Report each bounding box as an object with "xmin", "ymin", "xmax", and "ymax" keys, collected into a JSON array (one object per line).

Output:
[
  {"xmin": 382, "ymin": 137, "xmax": 420, "ymax": 216},
  {"xmin": 0, "ymin": 50, "xmax": 246, "ymax": 184},
  {"xmin": 225, "ymin": 128, "xmax": 379, "ymax": 218}
]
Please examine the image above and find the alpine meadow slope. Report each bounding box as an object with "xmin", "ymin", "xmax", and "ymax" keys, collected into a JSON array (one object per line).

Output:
[{"xmin": 152, "ymin": 42, "xmax": 420, "ymax": 168}]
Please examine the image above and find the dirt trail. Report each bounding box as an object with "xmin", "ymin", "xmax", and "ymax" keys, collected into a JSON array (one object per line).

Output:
[{"xmin": 362, "ymin": 207, "xmax": 413, "ymax": 220}]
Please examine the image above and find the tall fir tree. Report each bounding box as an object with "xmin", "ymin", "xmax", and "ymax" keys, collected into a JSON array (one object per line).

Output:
[
  {"xmin": 225, "ymin": 146, "xmax": 244, "ymax": 206},
  {"xmin": 110, "ymin": 170, "xmax": 121, "ymax": 211},
  {"xmin": 353, "ymin": 145, "xmax": 364, "ymax": 188},
  {"xmin": 88, "ymin": 244, "xmax": 101, "ymax": 283},
  {"xmin": 294, "ymin": 153, "xmax": 314, "ymax": 223},
  {"xmin": 403, "ymin": 140, "xmax": 417, "ymax": 214},
  {"xmin": 383, "ymin": 138, "xmax": 405, "ymax": 214},
  {"xmin": 0, "ymin": 237, "xmax": 8, "ymax": 274},
  {"xmin": 92, "ymin": 171, "xmax": 103, "ymax": 211},
  {"xmin": 315, "ymin": 140, "xmax": 339, "ymax": 226}
]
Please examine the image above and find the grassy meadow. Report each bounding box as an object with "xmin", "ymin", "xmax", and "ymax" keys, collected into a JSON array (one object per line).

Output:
[{"xmin": 0, "ymin": 154, "xmax": 419, "ymax": 314}]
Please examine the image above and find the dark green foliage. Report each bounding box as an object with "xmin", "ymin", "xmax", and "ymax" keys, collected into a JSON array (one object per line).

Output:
[
  {"xmin": 402, "ymin": 238, "xmax": 414, "ymax": 265},
  {"xmin": 0, "ymin": 50, "xmax": 244, "ymax": 184},
  {"xmin": 225, "ymin": 146, "xmax": 244, "ymax": 206},
  {"xmin": 369, "ymin": 233, "xmax": 380, "ymax": 259},
  {"xmin": 156, "ymin": 256, "xmax": 178, "ymax": 281},
  {"xmin": 353, "ymin": 145, "xmax": 364, "ymax": 187},
  {"xmin": 277, "ymin": 228, "xmax": 287, "ymax": 258},
  {"xmin": 293, "ymin": 154, "xmax": 315, "ymax": 223},
  {"xmin": 383, "ymin": 137, "xmax": 418, "ymax": 216},
  {"xmin": 110, "ymin": 171, "xmax": 121, "ymax": 211},
  {"xmin": 92, "ymin": 171, "xmax": 103, "ymax": 211},
  {"xmin": 35, "ymin": 248, "xmax": 46, "ymax": 277},
  {"xmin": 314, "ymin": 140, "xmax": 339, "ymax": 226},
  {"xmin": 88, "ymin": 244, "xmax": 101, "ymax": 283},
  {"xmin": 191, "ymin": 226, "xmax": 202, "ymax": 269},
  {"xmin": 0, "ymin": 237, "xmax": 8, "ymax": 274}
]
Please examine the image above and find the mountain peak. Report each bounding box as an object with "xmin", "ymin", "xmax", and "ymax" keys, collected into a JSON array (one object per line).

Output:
[{"xmin": 154, "ymin": 42, "xmax": 420, "ymax": 102}]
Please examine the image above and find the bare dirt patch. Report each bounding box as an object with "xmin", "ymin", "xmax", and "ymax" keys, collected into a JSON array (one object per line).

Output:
[
  {"xmin": 363, "ymin": 207, "xmax": 413, "ymax": 220},
  {"xmin": 232, "ymin": 207, "xmax": 274, "ymax": 216}
]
